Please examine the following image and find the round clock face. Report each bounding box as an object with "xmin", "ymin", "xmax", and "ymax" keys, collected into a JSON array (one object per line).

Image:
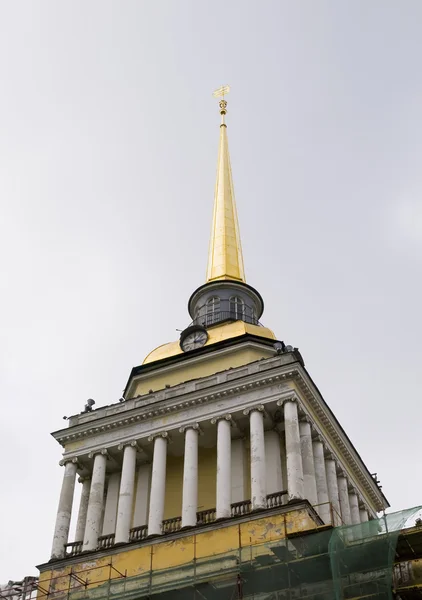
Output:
[{"xmin": 181, "ymin": 329, "xmax": 208, "ymax": 352}]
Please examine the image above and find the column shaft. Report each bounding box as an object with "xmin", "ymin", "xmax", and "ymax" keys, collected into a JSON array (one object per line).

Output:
[
  {"xmin": 51, "ymin": 460, "xmax": 78, "ymax": 559},
  {"xmin": 83, "ymin": 452, "xmax": 107, "ymax": 551},
  {"xmin": 250, "ymin": 409, "xmax": 266, "ymax": 509},
  {"xmin": 75, "ymin": 478, "xmax": 90, "ymax": 542},
  {"xmin": 312, "ymin": 440, "xmax": 330, "ymax": 524},
  {"xmin": 349, "ymin": 492, "xmax": 360, "ymax": 525},
  {"xmin": 299, "ymin": 421, "xmax": 318, "ymax": 506},
  {"xmin": 216, "ymin": 419, "xmax": 231, "ymax": 518},
  {"xmin": 284, "ymin": 400, "xmax": 304, "ymax": 500},
  {"xmin": 359, "ymin": 508, "xmax": 369, "ymax": 523},
  {"xmin": 148, "ymin": 436, "xmax": 167, "ymax": 535},
  {"xmin": 337, "ymin": 475, "xmax": 352, "ymax": 525},
  {"xmin": 181, "ymin": 427, "xmax": 199, "ymax": 527},
  {"xmin": 325, "ymin": 458, "xmax": 341, "ymax": 526},
  {"xmin": 115, "ymin": 445, "xmax": 137, "ymax": 543}
]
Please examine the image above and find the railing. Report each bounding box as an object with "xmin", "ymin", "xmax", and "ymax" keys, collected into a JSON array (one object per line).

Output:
[
  {"xmin": 63, "ymin": 491, "xmax": 288, "ymax": 558},
  {"xmin": 190, "ymin": 311, "xmax": 262, "ymax": 328},
  {"xmin": 64, "ymin": 540, "xmax": 83, "ymax": 557},
  {"xmin": 231, "ymin": 499, "xmax": 252, "ymax": 517},
  {"xmin": 188, "ymin": 299, "xmax": 263, "ymax": 329},
  {"xmin": 267, "ymin": 490, "xmax": 288, "ymax": 508},
  {"xmin": 129, "ymin": 525, "xmax": 148, "ymax": 542},
  {"xmin": 197, "ymin": 507, "xmax": 216, "ymax": 524},
  {"xmin": 162, "ymin": 516, "xmax": 182, "ymax": 534},
  {"xmin": 97, "ymin": 533, "xmax": 115, "ymax": 549}
]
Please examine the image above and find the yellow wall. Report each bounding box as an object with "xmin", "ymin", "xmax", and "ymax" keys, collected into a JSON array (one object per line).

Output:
[
  {"xmin": 133, "ymin": 347, "xmax": 275, "ymax": 397},
  {"xmin": 164, "ymin": 448, "xmax": 217, "ymax": 518},
  {"xmin": 37, "ymin": 508, "xmax": 320, "ymax": 600},
  {"xmin": 198, "ymin": 447, "xmax": 217, "ymax": 511},
  {"xmin": 164, "ymin": 456, "xmax": 183, "ymax": 518}
]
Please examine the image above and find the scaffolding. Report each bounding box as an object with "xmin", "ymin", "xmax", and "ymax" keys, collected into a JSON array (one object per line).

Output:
[{"xmin": 37, "ymin": 507, "xmax": 422, "ymax": 600}]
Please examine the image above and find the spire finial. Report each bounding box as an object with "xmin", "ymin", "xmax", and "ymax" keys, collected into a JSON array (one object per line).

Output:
[
  {"xmin": 206, "ymin": 86, "xmax": 246, "ymax": 283},
  {"xmin": 213, "ymin": 85, "xmax": 230, "ymax": 125}
]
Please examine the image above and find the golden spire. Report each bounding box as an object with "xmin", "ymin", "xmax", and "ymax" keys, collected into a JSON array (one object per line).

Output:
[{"xmin": 206, "ymin": 86, "xmax": 246, "ymax": 283}]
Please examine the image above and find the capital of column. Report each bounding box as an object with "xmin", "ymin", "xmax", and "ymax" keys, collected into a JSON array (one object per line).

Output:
[
  {"xmin": 179, "ymin": 422, "xmax": 202, "ymax": 434},
  {"xmin": 78, "ymin": 475, "xmax": 90, "ymax": 484},
  {"xmin": 324, "ymin": 451, "xmax": 337, "ymax": 463},
  {"xmin": 312, "ymin": 434, "xmax": 326, "ymax": 448},
  {"xmin": 211, "ymin": 413, "xmax": 233, "ymax": 425},
  {"xmin": 88, "ymin": 448, "xmax": 108, "ymax": 459},
  {"xmin": 299, "ymin": 414, "xmax": 312, "ymax": 423},
  {"xmin": 243, "ymin": 404, "xmax": 265, "ymax": 416},
  {"xmin": 276, "ymin": 395, "xmax": 299, "ymax": 408},
  {"xmin": 118, "ymin": 440, "xmax": 138, "ymax": 451},
  {"xmin": 349, "ymin": 486, "xmax": 358, "ymax": 496},
  {"xmin": 59, "ymin": 457, "xmax": 78, "ymax": 467},
  {"xmin": 148, "ymin": 431, "xmax": 169, "ymax": 443},
  {"xmin": 337, "ymin": 469, "xmax": 348, "ymax": 479}
]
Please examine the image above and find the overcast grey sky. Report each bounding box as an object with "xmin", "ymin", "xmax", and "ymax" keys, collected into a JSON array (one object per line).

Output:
[{"xmin": 1, "ymin": 0, "xmax": 421, "ymax": 581}]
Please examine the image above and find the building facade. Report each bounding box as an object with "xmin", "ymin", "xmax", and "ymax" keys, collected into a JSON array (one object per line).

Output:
[{"xmin": 34, "ymin": 95, "xmax": 422, "ymax": 600}]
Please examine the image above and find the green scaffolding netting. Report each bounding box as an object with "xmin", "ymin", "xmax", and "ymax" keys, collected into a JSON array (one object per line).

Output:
[{"xmin": 62, "ymin": 507, "xmax": 421, "ymax": 600}]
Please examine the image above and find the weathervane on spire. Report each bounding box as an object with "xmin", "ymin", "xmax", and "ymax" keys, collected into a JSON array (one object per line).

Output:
[{"xmin": 213, "ymin": 85, "xmax": 230, "ymax": 124}]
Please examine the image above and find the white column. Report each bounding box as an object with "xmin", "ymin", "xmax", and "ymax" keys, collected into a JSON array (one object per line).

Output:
[
  {"xmin": 265, "ymin": 430, "xmax": 283, "ymax": 494},
  {"xmin": 312, "ymin": 437, "xmax": 330, "ymax": 524},
  {"xmin": 245, "ymin": 406, "xmax": 266, "ymax": 510},
  {"xmin": 325, "ymin": 456, "xmax": 341, "ymax": 526},
  {"xmin": 75, "ymin": 476, "xmax": 91, "ymax": 542},
  {"xmin": 337, "ymin": 473, "xmax": 352, "ymax": 525},
  {"xmin": 102, "ymin": 473, "xmax": 121, "ymax": 535},
  {"xmin": 213, "ymin": 415, "xmax": 232, "ymax": 519},
  {"xmin": 299, "ymin": 419, "xmax": 318, "ymax": 506},
  {"xmin": 349, "ymin": 490, "xmax": 360, "ymax": 525},
  {"xmin": 359, "ymin": 507, "xmax": 369, "ymax": 523},
  {"xmin": 280, "ymin": 398, "xmax": 304, "ymax": 500},
  {"xmin": 115, "ymin": 442, "xmax": 137, "ymax": 543},
  {"xmin": 51, "ymin": 458, "xmax": 78, "ymax": 559},
  {"xmin": 231, "ymin": 438, "xmax": 246, "ymax": 503},
  {"xmin": 83, "ymin": 450, "xmax": 108, "ymax": 551},
  {"xmin": 147, "ymin": 433, "xmax": 168, "ymax": 536},
  {"xmin": 133, "ymin": 464, "xmax": 151, "ymax": 527},
  {"xmin": 180, "ymin": 424, "xmax": 199, "ymax": 528}
]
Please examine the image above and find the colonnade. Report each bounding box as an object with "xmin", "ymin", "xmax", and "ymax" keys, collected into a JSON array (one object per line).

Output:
[{"xmin": 50, "ymin": 399, "xmax": 371, "ymax": 559}]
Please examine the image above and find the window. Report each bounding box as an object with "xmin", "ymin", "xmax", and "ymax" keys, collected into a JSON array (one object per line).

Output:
[
  {"xmin": 206, "ymin": 297, "xmax": 220, "ymax": 325},
  {"xmin": 229, "ymin": 296, "xmax": 245, "ymax": 320}
]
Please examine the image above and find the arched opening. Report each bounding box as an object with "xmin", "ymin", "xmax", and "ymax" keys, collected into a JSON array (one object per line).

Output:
[
  {"xmin": 206, "ymin": 296, "xmax": 220, "ymax": 326},
  {"xmin": 229, "ymin": 296, "xmax": 245, "ymax": 320}
]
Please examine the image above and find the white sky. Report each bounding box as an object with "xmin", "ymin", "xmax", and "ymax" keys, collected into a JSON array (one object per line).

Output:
[{"xmin": 1, "ymin": 0, "xmax": 421, "ymax": 581}]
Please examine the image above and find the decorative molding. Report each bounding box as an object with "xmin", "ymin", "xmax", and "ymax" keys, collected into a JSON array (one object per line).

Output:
[
  {"xmin": 276, "ymin": 394, "xmax": 299, "ymax": 408},
  {"xmin": 59, "ymin": 456, "xmax": 78, "ymax": 467},
  {"xmin": 147, "ymin": 431, "xmax": 169, "ymax": 443},
  {"xmin": 210, "ymin": 413, "xmax": 233, "ymax": 425},
  {"xmin": 243, "ymin": 404, "xmax": 265, "ymax": 416},
  {"xmin": 88, "ymin": 448, "xmax": 108, "ymax": 459},
  {"xmin": 179, "ymin": 422, "xmax": 202, "ymax": 434},
  {"xmin": 118, "ymin": 440, "xmax": 138, "ymax": 451},
  {"xmin": 299, "ymin": 414, "xmax": 312, "ymax": 424}
]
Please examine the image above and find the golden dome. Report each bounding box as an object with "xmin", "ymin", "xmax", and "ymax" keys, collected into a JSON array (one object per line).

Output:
[{"xmin": 143, "ymin": 321, "xmax": 276, "ymax": 365}]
